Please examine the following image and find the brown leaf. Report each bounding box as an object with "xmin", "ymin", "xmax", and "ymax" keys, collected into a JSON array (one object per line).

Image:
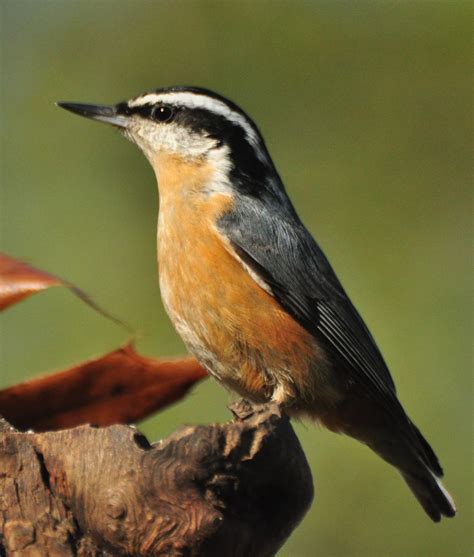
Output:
[
  {"xmin": 0, "ymin": 253, "xmax": 62, "ymax": 310},
  {"xmin": 0, "ymin": 344, "xmax": 208, "ymax": 431},
  {"xmin": 0, "ymin": 252, "xmax": 132, "ymax": 332}
]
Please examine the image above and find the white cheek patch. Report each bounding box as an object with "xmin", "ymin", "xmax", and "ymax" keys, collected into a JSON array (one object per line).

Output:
[{"xmin": 127, "ymin": 120, "xmax": 219, "ymax": 161}]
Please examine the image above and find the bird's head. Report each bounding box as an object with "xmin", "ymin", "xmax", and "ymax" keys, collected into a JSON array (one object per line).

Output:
[{"xmin": 58, "ymin": 87, "xmax": 281, "ymax": 200}]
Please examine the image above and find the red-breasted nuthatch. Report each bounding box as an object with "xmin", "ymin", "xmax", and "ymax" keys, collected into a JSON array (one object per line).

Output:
[{"xmin": 59, "ymin": 86, "xmax": 456, "ymax": 522}]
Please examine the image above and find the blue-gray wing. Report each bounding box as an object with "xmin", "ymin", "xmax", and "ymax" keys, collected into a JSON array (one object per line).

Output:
[{"xmin": 218, "ymin": 196, "xmax": 397, "ymax": 402}]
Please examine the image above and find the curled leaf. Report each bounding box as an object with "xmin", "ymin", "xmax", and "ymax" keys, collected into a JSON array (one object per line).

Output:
[
  {"xmin": 0, "ymin": 253, "xmax": 61, "ymax": 310},
  {"xmin": 0, "ymin": 252, "xmax": 132, "ymax": 332}
]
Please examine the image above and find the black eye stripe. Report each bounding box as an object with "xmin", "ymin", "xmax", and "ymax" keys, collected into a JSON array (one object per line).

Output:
[{"xmin": 116, "ymin": 102, "xmax": 175, "ymax": 123}]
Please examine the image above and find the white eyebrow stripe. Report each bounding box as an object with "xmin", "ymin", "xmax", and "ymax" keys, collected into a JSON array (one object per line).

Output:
[{"xmin": 128, "ymin": 91, "xmax": 260, "ymax": 146}]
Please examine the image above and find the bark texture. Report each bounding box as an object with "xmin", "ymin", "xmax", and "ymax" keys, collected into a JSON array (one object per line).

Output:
[{"xmin": 0, "ymin": 401, "xmax": 313, "ymax": 556}]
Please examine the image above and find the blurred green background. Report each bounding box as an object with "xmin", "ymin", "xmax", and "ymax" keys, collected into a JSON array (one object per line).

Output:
[{"xmin": 1, "ymin": 1, "xmax": 471, "ymax": 555}]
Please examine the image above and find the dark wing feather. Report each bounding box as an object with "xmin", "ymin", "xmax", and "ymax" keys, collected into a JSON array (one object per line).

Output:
[{"xmin": 219, "ymin": 196, "xmax": 397, "ymax": 402}]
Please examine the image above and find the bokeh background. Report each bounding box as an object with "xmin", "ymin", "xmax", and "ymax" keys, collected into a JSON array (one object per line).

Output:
[{"xmin": 1, "ymin": 1, "xmax": 472, "ymax": 555}]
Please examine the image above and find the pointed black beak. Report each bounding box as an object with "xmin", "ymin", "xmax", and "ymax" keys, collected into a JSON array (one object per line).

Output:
[{"xmin": 56, "ymin": 102, "xmax": 130, "ymax": 128}]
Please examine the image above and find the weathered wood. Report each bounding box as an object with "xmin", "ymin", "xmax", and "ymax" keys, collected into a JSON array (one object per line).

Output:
[{"xmin": 0, "ymin": 401, "xmax": 313, "ymax": 556}]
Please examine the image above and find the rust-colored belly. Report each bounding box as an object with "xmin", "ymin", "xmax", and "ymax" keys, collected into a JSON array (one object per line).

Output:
[
  {"xmin": 159, "ymin": 200, "xmax": 336, "ymax": 407},
  {"xmin": 154, "ymin": 151, "xmax": 338, "ymax": 408}
]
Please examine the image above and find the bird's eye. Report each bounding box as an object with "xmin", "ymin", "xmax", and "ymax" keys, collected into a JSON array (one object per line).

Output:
[{"xmin": 151, "ymin": 105, "xmax": 174, "ymax": 123}]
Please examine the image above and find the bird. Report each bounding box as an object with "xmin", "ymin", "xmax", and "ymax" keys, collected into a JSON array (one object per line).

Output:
[{"xmin": 58, "ymin": 86, "xmax": 455, "ymax": 522}]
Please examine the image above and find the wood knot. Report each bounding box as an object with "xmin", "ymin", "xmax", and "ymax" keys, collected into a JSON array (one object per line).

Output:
[{"xmin": 105, "ymin": 491, "xmax": 127, "ymax": 520}]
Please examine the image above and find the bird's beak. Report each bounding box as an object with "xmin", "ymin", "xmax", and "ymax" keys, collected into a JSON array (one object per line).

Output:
[{"xmin": 56, "ymin": 102, "xmax": 130, "ymax": 129}]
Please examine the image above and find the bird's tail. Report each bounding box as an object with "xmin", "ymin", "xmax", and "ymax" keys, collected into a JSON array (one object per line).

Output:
[
  {"xmin": 401, "ymin": 468, "xmax": 456, "ymax": 522},
  {"xmin": 398, "ymin": 420, "xmax": 456, "ymax": 522},
  {"xmin": 320, "ymin": 398, "xmax": 456, "ymax": 521}
]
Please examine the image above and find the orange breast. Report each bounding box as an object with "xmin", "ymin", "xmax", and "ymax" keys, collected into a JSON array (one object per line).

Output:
[{"xmin": 153, "ymin": 151, "xmax": 339, "ymax": 408}]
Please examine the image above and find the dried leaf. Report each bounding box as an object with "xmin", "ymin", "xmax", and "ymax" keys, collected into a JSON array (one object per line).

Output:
[
  {"xmin": 0, "ymin": 253, "xmax": 132, "ymax": 332},
  {"xmin": 0, "ymin": 343, "xmax": 208, "ymax": 431},
  {"xmin": 0, "ymin": 253, "xmax": 62, "ymax": 310}
]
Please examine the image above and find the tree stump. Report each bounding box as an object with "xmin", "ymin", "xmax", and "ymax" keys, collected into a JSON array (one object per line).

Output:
[{"xmin": 0, "ymin": 401, "xmax": 313, "ymax": 556}]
